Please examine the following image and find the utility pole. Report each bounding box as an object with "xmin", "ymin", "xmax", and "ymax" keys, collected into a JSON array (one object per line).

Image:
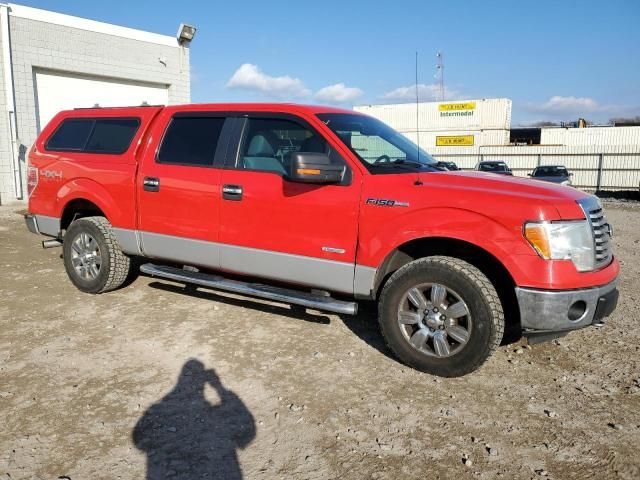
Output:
[{"xmin": 436, "ymin": 51, "xmax": 444, "ymax": 101}]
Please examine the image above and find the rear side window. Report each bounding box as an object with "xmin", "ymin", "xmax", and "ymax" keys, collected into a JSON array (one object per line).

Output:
[
  {"xmin": 85, "ymin": 119, "xmax": 141, "ymax": 153},
  {"xmin": 46, "ymin": 118, "xmax": 140, "ymax": 154},
  {"xmin": 157, "ymin": 117, "xmax": 225, "ymax": 167},
  {"xmin": 46, "ymin": 119, "xmax": 94, "ymax": 151}
]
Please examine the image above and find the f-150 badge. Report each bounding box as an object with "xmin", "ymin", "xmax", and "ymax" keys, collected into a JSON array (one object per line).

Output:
[{"xmin": 365, "ymin": 198, "xmax": 409, "ymax": 207}]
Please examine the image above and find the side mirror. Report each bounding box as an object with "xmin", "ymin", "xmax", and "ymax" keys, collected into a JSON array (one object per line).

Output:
[
  {"xmin": 287, "ymin": 152, "xmax": 343, "ymax": 184},
  {"xmin": 527, "ymin": 173, "xmax": 532, "ymax": 176},
  {"xmin": 569, "ymin": 172, "xmax": 574, "ymax": 176}
]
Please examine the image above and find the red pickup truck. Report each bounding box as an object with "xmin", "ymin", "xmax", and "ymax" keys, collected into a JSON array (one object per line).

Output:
[{"xmin": 25, "ymin": 103, "xmax": 619, "ymax": 377}]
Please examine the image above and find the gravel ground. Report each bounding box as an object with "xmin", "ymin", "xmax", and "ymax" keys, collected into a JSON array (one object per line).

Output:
[{"xmin": 1, "ymin": 202, "xmax": 639, "ymax": 479}]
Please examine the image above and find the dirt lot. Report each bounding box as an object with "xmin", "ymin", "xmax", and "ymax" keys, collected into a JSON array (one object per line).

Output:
[{"xmin": 1, "ymin": 202, "xmax": 639, "ymax": 480}]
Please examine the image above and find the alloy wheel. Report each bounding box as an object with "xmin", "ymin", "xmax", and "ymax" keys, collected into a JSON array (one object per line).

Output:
[
  {"xmin": 70, "ymin": 232, "xmax": 102, "ymax": 280},
  {"xmin": 397, "ymin": 283, "xmax": 472, "ymax": 357}
]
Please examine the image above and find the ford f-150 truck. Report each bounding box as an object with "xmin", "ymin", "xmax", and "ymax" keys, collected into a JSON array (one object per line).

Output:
[{"xmin": 24, "ymin": 103, "xmax": 619, "ymax": 377}]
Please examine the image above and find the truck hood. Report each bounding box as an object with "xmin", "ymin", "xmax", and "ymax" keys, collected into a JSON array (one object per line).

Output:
[
  {"xmin": 364, "ymin": 171, "xmax": 589, "ymax": 221},
  {"xmin": 440, "ymin": 171, "xmax": 580, "ymax": 199},
  {"xmin": 427, "ymin": 171, "xmax": 587, "ymax": 219}
]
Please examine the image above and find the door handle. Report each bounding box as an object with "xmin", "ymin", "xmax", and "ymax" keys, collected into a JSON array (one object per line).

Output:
[
  {"xmin": 143, "ymin": 177, "xmax": 160, "ymax": 192},
  {"xmin": 222, "ymin": 184, "xmax": 243, "ymax": 201}
]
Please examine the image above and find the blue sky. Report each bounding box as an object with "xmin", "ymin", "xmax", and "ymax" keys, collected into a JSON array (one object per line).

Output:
[{"xmin": 16, "ymin": 0, "xmax": 640, "ymax": 125}]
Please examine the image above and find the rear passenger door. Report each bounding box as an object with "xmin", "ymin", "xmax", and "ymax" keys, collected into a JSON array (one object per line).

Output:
[
  {"xmin": 218, "ymin": 114, "xmax": 361, "ymax": 294},
  {"xmin": 137, "ymin": 111, "xmax": 235, "ymax": 269}
]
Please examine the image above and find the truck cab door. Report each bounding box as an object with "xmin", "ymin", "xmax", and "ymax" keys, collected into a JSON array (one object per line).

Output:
[
  {"xmin": 218, "ymin": 114, "xmax": 362, "ymax": 294},
  {"xmin": 136, "ymin": 110, "xmax": 237, "ymax": 269}
]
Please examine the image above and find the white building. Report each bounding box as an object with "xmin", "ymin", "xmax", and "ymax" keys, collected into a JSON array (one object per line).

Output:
[
  {"xmin": 0, "ymin": 3, "xmax": 191, "ymax": 204},
  {"xmin": 540, "ymin": 126, "xmax": 640, "ymax": 146},
  {"xmin": 355, "ymin": 99, "xmax": 640, "ymax": 191},
  {"xmin": 355, "ymin": 98, "xmax": 512, "ymax": 152}
]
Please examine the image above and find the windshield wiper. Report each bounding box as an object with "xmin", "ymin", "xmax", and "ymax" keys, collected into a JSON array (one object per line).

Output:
[
  {"xmin": 390, "ymin": 159, "xmax": 429, "ymax": 168},
  {"xmin": 371, "ymin": 162, "xmax": 419, "ymax": 172},
  {"xmin": 371, "ymin": 159, "xmax": 435, "ymax": 170}
]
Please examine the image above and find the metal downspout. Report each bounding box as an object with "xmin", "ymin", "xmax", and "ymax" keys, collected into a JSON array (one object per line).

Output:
[{"xmin": 0, "ymin": 4, "xmax": 23, "ymax": 200}]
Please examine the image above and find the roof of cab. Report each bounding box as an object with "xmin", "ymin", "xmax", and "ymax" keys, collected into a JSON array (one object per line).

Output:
[{"xmin": 64, "ymin": 103, "xmax": 361, "ymax": 116}]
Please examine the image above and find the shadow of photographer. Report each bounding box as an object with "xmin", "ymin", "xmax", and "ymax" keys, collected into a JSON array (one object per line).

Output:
[{"xmin": 133, "ymin": 359, "xmax": 255, "ymax": 479}]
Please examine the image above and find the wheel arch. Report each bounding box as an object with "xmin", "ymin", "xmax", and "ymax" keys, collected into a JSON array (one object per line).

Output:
[
  {"xmin": 373, "ymin": 236, "xmax": 521, "ymax": 340},
  {"xmin": 60, "ymin": 198, "xmax": 106, "ymax": 231},
  {"xmin": 56, "ymin": 178, "xmax": 128, "ymax": 232}
]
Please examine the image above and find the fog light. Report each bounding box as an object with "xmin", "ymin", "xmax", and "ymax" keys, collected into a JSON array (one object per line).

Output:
[{"xmin": 568, "ymin": 301, "xmax": 587, "ymax": 321}]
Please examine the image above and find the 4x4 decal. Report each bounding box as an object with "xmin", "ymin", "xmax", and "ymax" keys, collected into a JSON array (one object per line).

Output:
[{"xmin": 41, "ymin": 169, "xmax": 63, "ymax": 179}]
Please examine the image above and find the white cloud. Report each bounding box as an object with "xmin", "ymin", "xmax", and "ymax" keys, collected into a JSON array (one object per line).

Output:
[
  {"xmin": 381, "ymin": 83, "xmax": 459, "ymax": 103},
  {"xmin": 226, "ymin": 65, "xmax": 365, "ymax": 104},
  {"xmin": 226, "ymin": 63, "xmax": 310, "ymax": 98},
  {"xmin": 314, "ymin": 83, "xmax": 363, "ymax": 104},
  {"xmin": 525, "ymin": 96, "xmax": 602, "ymax": 114},
  {"xmin": 520, "ymin": 95, "xmax": 640, "ymax": 123},
  {"xmin": 516, "ymin": 95, "xmax": 640, "ymax": 123}
]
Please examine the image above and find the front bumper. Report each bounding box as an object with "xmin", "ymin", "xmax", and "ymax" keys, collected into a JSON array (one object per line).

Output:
[{"xmin": 516, "ymin": 279, "xmax": 619, "ymax": 332}]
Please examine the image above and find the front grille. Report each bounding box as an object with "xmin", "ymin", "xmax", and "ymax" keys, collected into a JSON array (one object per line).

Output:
[{"xmin": 578, "ymin": 197, "xmax": 613, "ymax": 269}]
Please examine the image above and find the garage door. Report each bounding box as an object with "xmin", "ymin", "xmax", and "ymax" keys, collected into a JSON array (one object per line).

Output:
[{"xmin": 34, "ymin": 70, "xmax": 169, "ymax": 131}]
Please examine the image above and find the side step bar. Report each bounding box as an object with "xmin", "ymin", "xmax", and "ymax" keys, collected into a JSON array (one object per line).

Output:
[{"xmin": 140, "ymin": 263, "xmax": 358, "ymax": 316}]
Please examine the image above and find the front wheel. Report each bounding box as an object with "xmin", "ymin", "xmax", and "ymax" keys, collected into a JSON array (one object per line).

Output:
[
  {"xmin": 378, "ymin": 256, "xmax": 504, "ymax": 377},
  {"xmin": 62, "ymin": 216, "xmax": 131, "ymax": 294}
]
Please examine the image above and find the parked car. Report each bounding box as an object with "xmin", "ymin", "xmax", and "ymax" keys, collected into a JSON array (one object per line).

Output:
[
  {"xmin": 436, "ymin": 161, "xmax": 459, "ymax": 171},
  {"xmin": 476, "ymin": 161, "xmax": 513, "ymax": 175},
  {"xmin": 529, "ymin": 165, "xmax": 572, "ymax": 186},
  {"xmin": 25, "ymin": 104, "xmax": 619, "ymax": 377}
]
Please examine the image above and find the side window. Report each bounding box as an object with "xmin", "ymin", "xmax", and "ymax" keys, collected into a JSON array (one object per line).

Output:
[
  {"xmin": 238, "ymin": 118, "xmax": 329, "ymax": 175},
  {"xmin": 46, "ymin": 119, "xmax": 95, "ymax": 151},
  {"xmin": 46, "ymin": 118, "xmax": 140, "ymax": 154},
  {"xmin": 85, "ymin": 119, "xmax": 140, "ymax": 154},
  {"xmin": 157, "ymin": 117, "xmax": 225, "ymax": 167}
]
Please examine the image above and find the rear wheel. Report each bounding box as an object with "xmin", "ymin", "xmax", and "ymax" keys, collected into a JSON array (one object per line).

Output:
[
  {"xmin": 378, "ymin": 256, "xmax": 504, "ymax": 377},
  {"xmin": 62, "ymin": 216, "xmax": 131, "ymax": 293}
]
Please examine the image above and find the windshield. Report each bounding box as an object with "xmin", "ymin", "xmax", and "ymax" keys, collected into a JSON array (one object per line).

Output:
[
  {"xmin": 438, "ymin": 162, "xmax": 458, "ymax": 170},
  {"xmin": 533, "ymin": 166, "xmax": 568, "ymax": 177},
  {"xmin": 480, "ymin": 162, "xmax": 508, "ymax": 172},
  {"xmin": 317, "ymin": 113, "xmax": 439, "ymax": 174}
]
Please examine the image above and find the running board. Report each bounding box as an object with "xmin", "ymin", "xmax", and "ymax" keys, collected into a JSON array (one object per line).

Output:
[{"xmin": 140, "ymin": 263, "xmax": 358, "ymax": 315}]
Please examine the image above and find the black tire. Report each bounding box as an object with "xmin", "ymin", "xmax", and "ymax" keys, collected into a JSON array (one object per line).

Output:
[
  {"xmin": 378, "ymin": 256, "xmax": 504, "ymax": 377},
  {"xmin": 62, "ymin": 216, "xmax": 131, "ymax": 294}
]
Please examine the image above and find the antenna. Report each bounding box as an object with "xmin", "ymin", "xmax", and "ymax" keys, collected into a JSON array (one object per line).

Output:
[
  {"xmin": 436, "ymin": 51, "xmax": 444, "ymax": 101},
  {"xmin": 414, "ymin": 51, "xmax": 423, "ymax": 185},
  {"xmin": 415, "ymin": 51, "xmax": 420, "ymax": 163}
]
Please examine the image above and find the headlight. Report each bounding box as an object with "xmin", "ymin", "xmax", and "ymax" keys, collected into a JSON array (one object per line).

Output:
[{"xmin": 524, "ymin": 221, "xmax": 594, "ymax": 271}]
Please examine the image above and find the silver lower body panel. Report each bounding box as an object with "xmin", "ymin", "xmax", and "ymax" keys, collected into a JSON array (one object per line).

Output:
[
  {"xmin": 133, "ymin": 230, "xmax": 372, "ymax": 297},
  {"xmin": 24, "ymin": 214, "xmax": 60, "ymax": 237},
  {"xmin": 24, "ymin": 214, "xmax": 39, "ymax": 234},
  {"xmin": 26, "ymin": 220, "xmax": 378, "ymax": 298}
]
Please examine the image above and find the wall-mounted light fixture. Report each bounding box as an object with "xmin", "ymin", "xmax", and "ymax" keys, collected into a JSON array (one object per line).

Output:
[{"xmin": 177, "ymin": 23, "xmax": 196, "ymax": 45}]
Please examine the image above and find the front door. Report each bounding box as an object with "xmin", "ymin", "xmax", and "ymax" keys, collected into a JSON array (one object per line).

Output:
[
  {"xmin": 137, "ymin": 111, "xmax": 233, "ymax": 268},
  {"xmin": 218, "ymin": 115, "xmax": 361, "ymax": 294}
]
